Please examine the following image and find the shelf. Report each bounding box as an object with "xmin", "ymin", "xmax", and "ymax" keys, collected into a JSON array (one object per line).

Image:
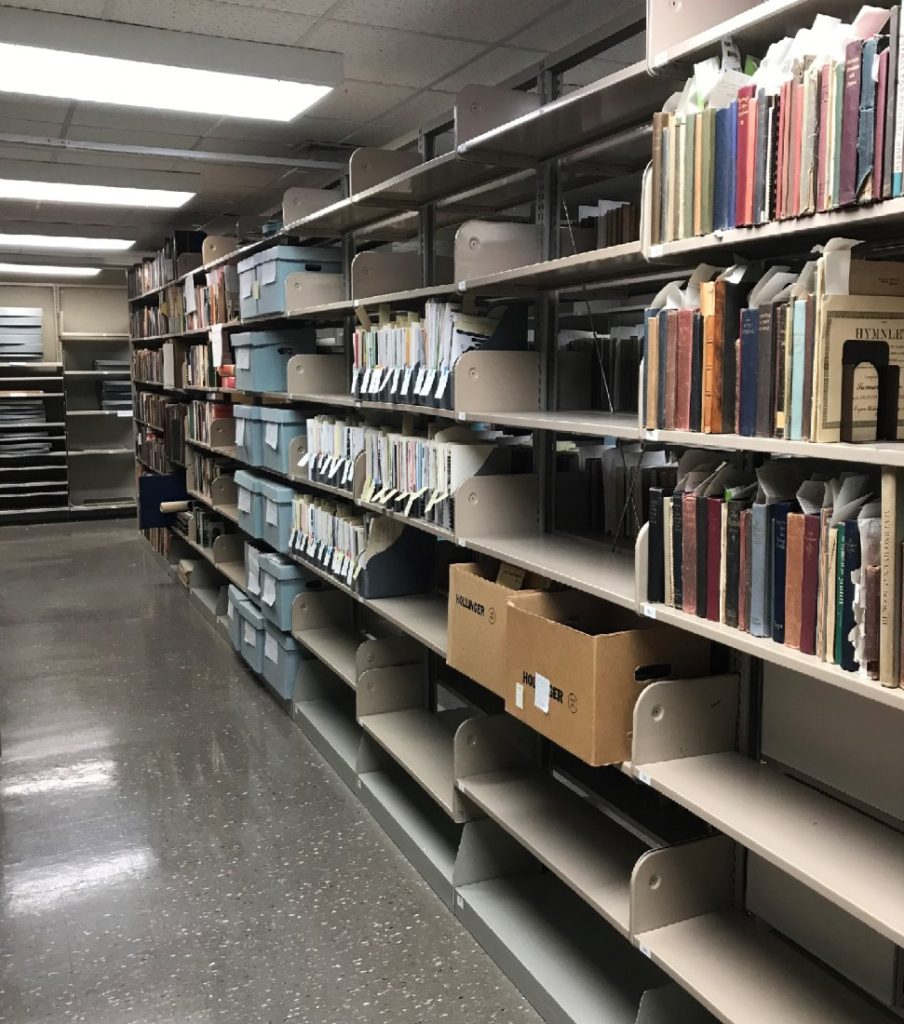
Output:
[
  {"xmin": 70, "ymin": 500, "xmax": 135, "ymax": 513},
  {"xmin": 644, "ymin": 429, "xmax": 904, "ymax": 468},
  {"xmin": 462, "ymin": 241, "xmax": 648, "ymax": 294},
  {"xmin": 649, "ymin": 196, "xmax": 904, "ymax": 262},
  {"xmin": 643, "ymin": 604, "xmax": 904, "ymax": 711},
  {"xmin": 217, "ymin": 502, "xmax": 239, "ymax": 524},
  {"xmin": 65, "ymin": 370, "xmax": 130, "ymax": 379},
  {"xmin": 458, "ymin": 768, "xmax": 646, "ymax": 935},
  {"xmin": 69, "ymin": 409, "xmax": 133, "ymax": 418},
  {"xmin": 69, "ymin": 448, "xmax": 132, "ymax": 456},
  {"xmin": 358, "ymin": 497, "xmax": 455, "ymax": 541},
  {"xmin": 360, "ymin": 707, "xmax": 470, "ymax": 818},
  {"xmin": 456, "ymin": 872, "xmax": 661, "ymax": 1024},
  {"xmin": 458, "ymin": 61, "xmax": 678, "ymax": 165},
  {"xmin": 366, "ymin": 592, "xmax": 448, "ymax": 657},
  {"xmin": 293, "ymin": 690, "xmax": 360, "ymax": 791},
  {"xmin": 0, "ymin": 421, "xmax": 63, "ymax": 429},
  {"xmin": 463, "ymin": 532, "xmax": 635, "ymax": 609},
  {"xmin": 639, "ymin": 751, "xmax": 904, "ymax": 946},
  {"xmin": 460, "ymin": 408, "xmax": 640, "ymax": 439},
  {"xmin": 60, "ymin": 332, "xmax": 130, "ymax": 341},
  {"xmin": 637, "ymin": 909, "xmax": 895, "ymax": 1024},
  {"xmin": 291, "ymin": 625, "xmax": 360, "ymax": 688}
]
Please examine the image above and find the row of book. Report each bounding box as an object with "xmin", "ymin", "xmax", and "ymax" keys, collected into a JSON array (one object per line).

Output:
[
  {"xmin": 136, "ymin": 429, "xmax": 169, "ymax": 473},
  {"xmin": 127, "ymin": 231, "xmax": 205, "ymax": 298},
  {"xmin": 289, "ymin": 492, "xmax": 368, "ymax": 588},
  {"xmin": 561, "ymin": 330, "xmax": 642, "ymax": 415},
  {"xmin": 359, "ymin": 425, "xmax": 512, "ymax": 531},
  {"xmin": 651, "ymin": 8, "xmax": 903, "ymax": 244},
  {"xmin": 186, "ymin": 399, "xmax": 232, "ymax": 446},
  {"xmin": 184, "ymin": 265, "xmax": 240, "ymax": 332},
  {"xmin": 187, "ymin": 451, "xmax": 230, "ymax": 502},
  {"xmin": 647, "ymin": 450, "xmax": 904, "ymax": 686},
  {"xmin": 136, "ymin": 392, "xmax": 173, "ymax": 431},
  {"xmin": 132, "ymin": 348, "xmax": 164, "ymax": 385},
  {"xmin": 185, "ymin": 343, "xmax": 217, "ymax": 389},
  {"xmin": 301, "ymin": 415, "xmax": 365, "ymax": 492},
  {"xmin": 595, "ymin": 202, "xmax": 639, "ymax": 249},
  {"xmin": 643, "ymin": 245, "xmax": 904, "ymax": 444},
  {"xmin": 351, "ymin": 300, "xmax": 511, "ymax": 406}
]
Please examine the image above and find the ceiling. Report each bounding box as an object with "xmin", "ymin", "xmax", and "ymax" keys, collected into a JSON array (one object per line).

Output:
[{"xmin": 0, "ymin": 0, "xmax": 644, "ymax": 276}]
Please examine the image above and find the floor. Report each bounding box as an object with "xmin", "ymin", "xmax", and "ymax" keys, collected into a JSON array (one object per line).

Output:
[{"xmin": 0, "ymin": 520, "xmax": 541, "ymax": 1024}]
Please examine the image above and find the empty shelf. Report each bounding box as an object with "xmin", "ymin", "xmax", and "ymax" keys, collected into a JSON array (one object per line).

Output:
[
  {"xmin": 458, "ymin": 769, "xmax": 646, "ymax": 935},
  {"xmin": 293, "ymin": 695, "xmax": 360, "ymax": 791},
  {"xmin": 638, "ymin": 909, "xmax": 896, "ymax": 1024},
  {"xmin": 366, "ymin": 592, "xmax": 448, "ymax": 657},
  {"xmin": 460, "ymin": 408, "xmax": 640, "ymax": 439},
  {"xmin": 462, "ymin": 532, "xmax": 635, "ymax": 608},
  {"xmin": 292, "ymin": 625, "xmax": 360, "ymax": 688},
  {"xmin": 641, "ymin": 751, "xmax": 904, "ymax": 946},
  {"xmin": 360, "ymin": 707, "xmax": 470, "ymax": 817}
]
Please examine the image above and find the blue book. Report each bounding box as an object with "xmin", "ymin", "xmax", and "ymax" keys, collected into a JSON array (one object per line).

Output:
[
  {"xmin": 749, "ymin": 503, "xmax": 770, "ymax": 637},
  {"xmin": 770, "ymin": 501, "xmax": 793, "ymax": 643},
  {"xmin": 789, "ymin": 297, "xmax": 807, "ymax": 440},
  {"xmin": 738, "ymin": 308, "xmax": 759, "ymax": 437},
  {"xmin": 657, "ymin": 308, "xmax": 669, "ymax": 429},
  {"xmin": 713, "ymin": 106, "xmax": 733, "ymax": 231},
  {"xmin": 857, "ymin": 37, "xmax": 879, "ymax": 198},
  {"xmin": 726, "ymin": 100, "xmax": 738, "ymax": 229}
]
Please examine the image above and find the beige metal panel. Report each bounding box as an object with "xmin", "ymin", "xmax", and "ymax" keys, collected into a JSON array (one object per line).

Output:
[
  {"xmin": 351, "ymin": 251, "xmax": 421, "ymax": 299},
  {"xmin": 284, "ymin": 274, "xmax": 348, "ymax": 317},
  {"xmin": 635, "ymin": 984, "xmax": 719, "ymax": 1024},
  {"xmin": 282, "ymin": 188, "xmax": 336, "ymax": 227},
  {"xmin": 366, "ymin": 593, "xmax": 448, "ymax": 657},
  {"xmin": 59, "ymin": 285, "xmax": 128, "ymax": 338},
  {"xmin": 746, "ymin": 855, "xmax": 898, "ymax": 1005},
  {"xmin": 200, "ymin": 236, "xmax": 237, "ymax": 265},
  {"xmin": 356, "ymin": 663, "xmax": 427, "ymax": 718},
  {"xmin": 355, "ymin": 635, "xmax": 425, "ymax": 679},
  {"xmin": 458, "ymin": 408, "xmax": 641, "ymax": 439},
  {"xmin": 455, "ymin": 85, "xmax": 539, "ymax": 149},
  {"xmin": 453, "ymin": 220, "xmax": 538, "ymax": 283},
  {"xmin": 291, "ymin": 588, "xmax": 352, "ymax": 632},
  {"xmin": 348, "ymin": 148, "xmax": 421, "ymax": 194},
  {"xmin": 454, "ymin": 715, "xmax": 540, "ymax": 780},
  {"xmin": 453, "ymin": 473, "xmax": 538, "ymax": 539},
  {"xmin": 453, "ymin": 350, "xmax": 541, "ymax": 414},
  {"xmin": 207, "ymin": 417, "xmax": 235, "ymax": 449},
  {"xmin": 642, "ymin": 751, "xmax": 904, "ymax": 946},
  {"xmin": 631, "ymin": 676, "xmax": 739, "ymax": 767},
  {"xmin": 286, "ymin": 354, "xmax": 347, "ymax": 399},
  {"xmin": 761, "ymin": 665, "xmax": 904, "ymax": 825},
  {"xmin": 293, "ymin": 627, "xmax": 360, "ymax": 689}
]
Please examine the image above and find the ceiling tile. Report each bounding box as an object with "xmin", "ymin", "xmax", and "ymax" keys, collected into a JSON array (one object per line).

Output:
[
  {"xmin": 0, "ymin": 96, "xmax": 72, "ymax": 125},
  {"xmin": 310, "ymin": 79, "xmax": 416, "ymax": 122},
  {"xmin": 102, "ymin": 0, "xmax": 318, "ymax": 44},
  {"xmin": 0, "ymin": 0, "xmax": 107, "ymax": 14},
  {"xmin": 302, "ymin": 20, "xmax": 484, "ymax": 88},
  {"xmin": 62, "ymin": 125, "xmax": 214, "ymax": 151},
  {"xmin": 330, "ymin": 0, "xmax": 563, "ymax": 44},
  {"xmin": 510, "ymin": 0, "xmax": 643, "ymax": 51},
  {"xmin": 53, "ymin": 149, "xmax": 180, "ymax": 173},
  {"xmin": 224, "ymin": 0, "xmax": 337, "ymax": 15},
  {"xmin": 563, "ymin": 55, "xmax": 636, "ymax": 89},
  {"xmin": 67, "ymin": 105, "xmax": 220, "ymax": 137},
  {"xmin": 338, "ymin": 123, "xmax": 407, "ymax": 148},
  {"xmin": 432, "ymin": 45, "xmax": 545, "ymax": 94},
  {"xmin": 380, "ymin": 90, "xmax": 455, "ymax": 129}
]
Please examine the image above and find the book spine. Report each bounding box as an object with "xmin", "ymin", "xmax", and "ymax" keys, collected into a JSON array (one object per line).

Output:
[
  {"xmin": 864, "ymin": 563, "xmax": 881, "ymax": 679},
  {"xmin": 703, "ymin": 107, "xmax": 716, "ymax": 234},
  {"xmin": 789, "ymin": 297, "xmax": 807, "ymax": 440},
  {"xmin": 664, "ymin": 497, "xmax": 674, "ymax": 606},
  {"xmin": 825, "ymin": 524, "xmax": 838, "ymax": 663},
  {"xmin": 832, "ymin": 62, "xmax": 846, "ymax": 206},
  {"xmin": 664, "ymin": 310, "xmax": 678, "ymax": 430},
  {"xmin": 884, "ymin": 7, "xmax": 900, "ymax": 199},
  {"xmin": 800, "ymin": 513, "xmax": 821, "ymax": 655},
  {"xmin": 711, "ymin": 282, "xmax": 726, "ymax": 432},
  {"xmin": 755, "ymin": 303, "xmax": 775, "ymax": 437},
  {"xmin": 725, "ymin": 501, "xmax": 743, "ymax": 628},
  {"xmin": 784, "ymin": 513, "xmax": 805, "ymax": 650},
  {"xmin": 880, "ymin": 468, "xmax": 903, "ymax": 684},
  {"xmin": 690, "ymin": 311, "xmax": 704, "ymax": 431},
  {"xmin": 657, "ymin": 310, "xmax": 669, "ymax": 428},
  {"xmin": 676, "ymin": 117, "xmax": 687, "ymax": 239},
  {"xmin": 801, "ymin": 292, "xmax": 816, "ymax": 440},
  {"xmin": 834, "ymin": 523, "xmax": 847, "ymax": 664},
  {"xmin": 738, "ymin": 307, "xmax": 759, "ymax": 437},
  {"xmin": 683, "ymin": 113, "xmax": 696, "ymax": 238},
  {"xmin": 789, "ymin": 74, "xmax": 804, "ymax": 217},
  {"xmin": 738, "ymin": 508, "xmax": 750, "ymax": 630},
  {"xmin": 672, "ymin": 494, "xmax": 684, "ymax": 610},
  {"xmin": 896, "ymin": 10, "xmax": 904, "ymax": 195},
  {"xmin": 753, "ymin": 90, "xmax": 768, "ymax": 223},
  {"xmin": 674, "ymin": 309, "xmax": 694, "ymax": 430},
  {"xmin": 651, "ymin": 112, "xmax": 664, "ymax": 247},
  {"xmin": 736, "ymin": 92, "xmax": 751, "ymax": 227},
  {"xmin": 706, "ymin": 497, "xmax": 722, "ymax": 622},
  {"xmin": 750, "ymin": 504, "xmax": 770, "ymax": 637},
  {"xmin": 840, "ymin": 40, "xmax": 863, "ymax": 206},
  {"xmin": 648, "ymin": 487, "xmax": 667, "ymax": 604},
  {"xmin": 713, "ymin": 107, "xmax": 730, "ymax": 231},
  {"xmin": 693, "ymin": 110, "xmax": 704, "ymax": 236},
  {"xmin": 841, "ymin": 520, "xmax": 861, "ymax": 670},
  {"xmin": 856, "ymin": 39, "xmax": 878, "ymax": 201},
  {"xmin": 682, "ymin": 494, "xmax": 697, "ymax": 615},
  {"xmin": 776, "ymin": 81, "xmax": 788, "ymax": 218},
  {"xmin": 817, "ymin": 64, "xmax": 831, "ymax": 211},
  {"xmin": 726, "ymin": 101, "xmax": 738, "ymax": 228},
  {"xmin": 643, "ymin": 309, "xmax": 658, "ymax": 430},
  {"xmin": 720, "ymin": 284, "xmax": 739, "ymax": 434},
  {"xmin": 701, "ymin": 284, "xmax": 716, "ymax": 433},
  {"xmin": 875, "ymin": 48, "xmax": 889, "ymax": 200},
  {"xmin": 695, "ymin": 495, "xmax": 709, "ymax": 619},
  {"xmin": 771, "ymin": 503, "xmax": 790, "ymax": 644}
]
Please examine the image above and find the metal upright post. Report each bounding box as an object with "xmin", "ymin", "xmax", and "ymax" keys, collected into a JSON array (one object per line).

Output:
[{"xmin": 418, "ymin": 128, "xmax": 437, "ymax": 288}]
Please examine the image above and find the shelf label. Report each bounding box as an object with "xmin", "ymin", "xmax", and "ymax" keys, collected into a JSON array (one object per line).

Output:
[
  {"xmin": 265, "ymin": 423, "xmax": 279, "ymax": 449},
  {"xmin": 649, "ymin": 244, "xmax": 664, "ymax": 259},
  {"xmin": 639, "ymin": 945, "xmax": 652, "ymax": 960},
  {"xmin": 635, "ymin": 770, "xmax": 651, "ymax": 786},
  {"xmin": 117, "ymin": 410, "xmax": 132, "ymax": 418},
  {"xmin": 237, "ymin": 489, "xmax": 251, "ymax": 514},
  {"xmin": 264, "ymin": 634, "xmax": 278, "ymax": 663},
  {"xmin": 643, "ymin": 605, "xmax": 656, "ymax": 620},
  {"xmin": 265, "ymin": 498, "xmax": 278, "ymax": 526},
  {"xmin": 243, "ymin": 622, "xmax": 256, "ymax": 647},
  {"xmin": 236, "ymin": 347, "xmax": 251, "ymax": 370},
  {"xmin": 261, "ymin": 574, "xmax": 277, "ymax": 607}
]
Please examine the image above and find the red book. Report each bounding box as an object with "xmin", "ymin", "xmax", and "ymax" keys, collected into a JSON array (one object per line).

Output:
[
  {"xmin": 874, "ymin": 48, "xmax": 889, "ymax": 200},
  {"xmin": 706, "ymin": 497, "xmax": 723, "ymax": 622},
  {"xmin": 739, "ymin": 508, "xmax": 751, "ymax": 631},
  {"xmin": 675, "ymin": 309, "xmax": 694, "ymax": 430},
  {"xmin": 776, "ymin": 81, "xmax": 789, "ymax": 218},
  {"xmin": 745, "ymin": 93, "xmax": 758, "ymax": 224},
  {"xmin": 799, "ymin": 513, "xmax": 821, "ymax": 655},
  {"xmin": 664, "ymin": 310, "xmax": 679, "ymax": 430},
  {"xmin": 839, "ymin": 39, "xmax": 863, "ymax": 206},
  {"xmin": 735, "ymin": 85, "xmax": 755, "ymax": 225},
  {"xmin": 816, "ymin": 63, "xmax": 831, "ymax": 211},
  {"xmin": 789, "ymin": 77, "xmax": 804, "ymax": 217},
  {"xmin": 682, "ymin": 493, "xmax": 698, "ymax": 616}
]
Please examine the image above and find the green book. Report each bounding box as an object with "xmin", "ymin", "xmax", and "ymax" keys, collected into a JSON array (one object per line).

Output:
[
  {"xmin": 831, "ymin": 61, "xmax": 845, "ymax": 208},
  {"xmin": 701, "ymin": 107, "xmax": 716, "ymax": 235},
  {"xmin": 684, "ymin": 112, "xmax": 697, "ymax": 237}
]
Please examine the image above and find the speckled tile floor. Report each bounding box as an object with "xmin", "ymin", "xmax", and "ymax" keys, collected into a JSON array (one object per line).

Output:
[{"xmin": 0, "ymin": 521, "xmax": 543, "ymax": 1024}]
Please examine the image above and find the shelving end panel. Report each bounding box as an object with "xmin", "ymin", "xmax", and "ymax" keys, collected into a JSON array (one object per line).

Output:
[{"xmin": 454, "ymin": 84, "xmax": 540, "ymax": 149}]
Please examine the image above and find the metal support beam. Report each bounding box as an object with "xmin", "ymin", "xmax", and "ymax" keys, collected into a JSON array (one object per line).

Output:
[{"xmin": 417, "ymin": 129, "xmax": 437, "ymax": 288}]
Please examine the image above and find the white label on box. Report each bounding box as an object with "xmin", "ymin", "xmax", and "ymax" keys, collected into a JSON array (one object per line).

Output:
[
  {"xmin": 235, "ymin": 419, "xmax": 246, "ymax": 446},
  {"xmin": 401, "ymin": 367, "xmax": 413, "ymax": 395},
  {"xmin": 421, "ymin": 368, "xmax": 436, "ymax": 396},
  {"xmin": 240, "ymin": 275, "xmax": 253, "ymax": 299},
  {"xmin": 251, "ymin": 279, "xmax": 260, "ymax": 299},
  {"xmin": 534, "ymin": 673, "xmax": 550, "ymax": 714},
  {"xmin": 237, "ymin": 489, "xmax": 251, "ymax": 513},
  {"xmin": 265, "ymin": 423, "xmax": 279, "ymax": 449},
  {"xmin": 265, "ymin": 498, "xmax": 278, "ymax": 526},
  {"xmin": 514, "ymin": 683, "xmax": 524, "ymax": 710},
  {"xmin": 260, "ymin": 261, "xmax": 277, "ymax": 286},
  {"xmin": 435, "ymin": 369, "xmax": 449, "ymax": 399},
  {"xmin": 262, "ymin": 574, "xmax": 277, "ymax": 606},
  {"xmin": 391, "ymin": 367, "xmax": 402, "ymax": 394},
  {"xmin": 361, "ymin": 367, "xmax": 372, "ymax": 394},
  {"xmin": 236, "ymin": 347, "xmax": 251, "ymax": 370},
  {"xmin": 264, "ymin": 633, "xmax": 279, "ymax": 662},
  {"xmin": 243, "ymin": 621, "xmax": 256, "ymax": 646}
]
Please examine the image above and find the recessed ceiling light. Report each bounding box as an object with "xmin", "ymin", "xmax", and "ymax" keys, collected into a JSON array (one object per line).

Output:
[
  {"xmin": 0, "ymin": 179, "xmax": 193, "ymax": 209},
  {"xmin": 0, "ymin": 43, "xmax": 333, "ymax": 121},
  {"xmin": 0, "ymin": 233, "xmax": 135, "ymax": 251},
  {"xmin": 0, "ymin": 263, "xmax": 101, "ymax": 277}
]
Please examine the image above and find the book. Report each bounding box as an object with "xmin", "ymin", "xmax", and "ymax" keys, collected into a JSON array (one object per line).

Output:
[
  {"xmin": 880, "ymin": 468, "xmax": 904, "ymax": 685},
  {"xmin": 706, "ymin": 496, "xmax": 722, "ymax": 621},
  {"xmin": 831, "ymin": 61, "xmax": 845, "ymax": 207},
  {"xmin": 648, "ymin": 487, "xmax": 672, "ymax": 604},
  {"xmin": 719, "ymin": 279, "xmax": 746, "ymax": 434},
  {"xmin": 651, "ymin": 112, "xmax": 665, "ymax": 247},
  {"xmin": 755, "ymin": 302, "xmax": 776, "ymax": 438},
  {"xmin": 784, "ymin": 512, "xmax": 805, "ymax": 649},
  {"xmin": 694, "ymin": 494, "xmax": 709, "ymax": 619},
  {"xmin": 895, "ymin": 8, "xmax": 904, "ymax": 195},
  {"xmin": 840, "ymin": 519, "xmax": 862, "ymax": 670},
  {"xmin": 675, "ymin": 309, "xmax": 694, "ymax": 431},
  {"xmin": 693, "ymin": 109, "xmax": 704, "ymax": 236},
  {"xmin": 683, "ymin": 113, "xmax": 697, "ymax": 239},
  {"xmin": 789, "ymin": 296, "xmax": 808, "ymax": 441},
  {"xmin": 753, "ymin": 89, "xmax": 769, "ymax": 223},
  {"xmin": 664, "ymin": 310, "xmax": 679, "ymax": 430},
  {"xmin": 801, "ymin": 293, "xmax": 816, "ymax": 441},
  {"xmin": 672, "ymin": 493, "xmax": 684, "ymax": 610},
  {"xmin": 682, "ymin": 493, "xmax": 699, "ymax": 615},
  {"xmin": 884, "ymin": 7, "xmax": 900, "ymax": 200},
  {"xmin": 690, "ymin": 311, "xmax": 704, "ymax": 431},
  {"xmin": 864, "ymin": 563, "xmax": 881, "ymax": 679},
  {"xmin": 875, "ymin": 47, "xmax": 889, "ymax": 199},
  {"xmin": 856, "ymin": 36, "xmax": 879, "ymax": 201},
  {"xmin": 677, "ymin": 117, "xmax": 688, "ymax": 240},
  {"xmin": 644, "ymin": 310, "xmax": 660, "ymax": 430},
  {"xmin": 834, "ymin": 522, "xmax": 847, "ymax": 663},
  {"xmin": 701, "ymin": 107, "xmax": 716, "ymax": 234},
  {"xmin": 770, "ymin": 500, "xmax": 792, "ymax": 644},
  {"xmin": 726, "ymin": 492, "xmax": 754, "ymax": 629},
  {"xmin": 840, "ymin": 39, "xmax": 863, "ymax": 206},
  {"xmin": 800, "ymin": 513, "xmax": 821, "ymax": 656},
  {"xmin": 701, "ymin": 280, "xmax": 717, "ymax": 432},
  {"xmin": 738, "ymin": 307, "xmax": 759, "ymax": 436},
  {"xmin": 713, "ymin": 105, "xmax": 734, "ymax": 231},
  {"xmin": 736, "ymin": 85, "xmax": 755, "ymax": 226},
  {"xmin": 739, "ymin": 507, "xmax": 752, "ymax": 630},
  {"xmin": 749, "ymin": 502, "xmax": 771, "ymax": 637},
  {"xmin": 663, "ymin": 496, "xmax": 674, "ymax": 606},
  {"xmin": 817, "ymin": 63, "xmax": 832, "ymax": 211},
  {"xmin": 825, "ymin": 523, "xmax": 839, "ymax": 663}
]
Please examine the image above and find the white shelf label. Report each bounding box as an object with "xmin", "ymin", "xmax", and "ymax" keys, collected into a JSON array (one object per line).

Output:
[
  {"xmin": 649, "ymin": 244, "xmax": 664, "ymax": 259},
  {"xmin": 636, "ymin": 770, "xmax": 651, "ymax": 786},
  {"xmin": 117, "ymin": 410, "xmax": 132, "ymax": 418},
  {"xmin": 243, "ymin": 622, "xmax": 256, "ymax": 647},
  {"xmin": 265, "ymin": 423, "xmax": 279, "ymax": 449},
  {"xmin": 237, "ymin": 489, "xmax": 251, "ymax": 514},
  {"xmin": 236, "ymin": 347, "xmax": 251, "ymax": 370},
  {"xmin": 643, "ymin": 605, "xmax": 656, "ymax": 619},
  {"xmin": 534, "ymin": 673, "xmax": 550, "ymax": 714},
  {"xmin": 264, "ymin": 634, "xmax": 278, "ymax": 663},
  {"xmin": 262, "ymin": 574, "xmax": 277, "ymax": 607},
  {"xmin": 235, "ymin": 419, "xmax": 246, "ymax": 446},
  {"xmin": 265, "ymin": 499, "xmax": 278, "ymax": 526}
]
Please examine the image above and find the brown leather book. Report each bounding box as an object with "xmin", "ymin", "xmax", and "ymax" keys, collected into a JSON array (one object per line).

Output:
[
  {"xmin": 784, "ymin": 513, "xmax": 805, "ymax": 649},
  {"xmin": 645, "ymin": 313, "xmax": 660, "ymax": 431},
  {"xmin": 864, "ymin": 563, "xmax": 881, "ymax": 679},
  {"xmin": 700, "ymin": 281, "xmax": 717, "ymax": 432},
  {"xmin": 664, "ymin": 310, "xmax": 679, "ymax": 430},
  {"xmin": 800, "ymin": 513, "xmax": 821, "ymax": 655},
  {"xmin": 675, "ymin": 309, "xmax": 694, "ymax": 430},
  {"xmin": 682, "ymin": 493, "xmax": 698, "ymax": 615}
]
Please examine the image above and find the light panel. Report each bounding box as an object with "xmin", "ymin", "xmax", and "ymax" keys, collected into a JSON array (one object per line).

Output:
[
  {"xmin": 0, "ymin": 42, "xmax": 332, "ymax": 121},
  {"xmin": 0, "ymin": 179, "xmax": 193, "ymax": 209},
  {"xmin": 0, "ymin": 263, "xmax": 101, "ymax": 277},
  {"xmin": 0, "ymin": 233, "xmax": 135, "ymax": 251}
]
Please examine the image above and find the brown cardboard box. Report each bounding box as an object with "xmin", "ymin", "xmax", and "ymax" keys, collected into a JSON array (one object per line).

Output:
[
  {"xmin": 446, "ymin": 562, "xmax": 544, "ymax": 699},
  {"xmin": 504, "ymin": 590, "xmax": 712, "ymax": 765}
]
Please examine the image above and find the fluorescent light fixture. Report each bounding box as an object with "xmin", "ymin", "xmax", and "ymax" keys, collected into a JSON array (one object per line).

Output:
[
  {"xmin": 0, "ymin": 233, "xmax": 134, "ymax": 251},
  {"xmin": 0, "ymin": 178, "xmax": 192, "ymax": 209},
  {"xmin": 0, "ymin": 42, "xmax": 333, "ymax": 121},
  {"xmin": 0, "ymin": 263, "xmax": 101, "ymax": 277}
]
